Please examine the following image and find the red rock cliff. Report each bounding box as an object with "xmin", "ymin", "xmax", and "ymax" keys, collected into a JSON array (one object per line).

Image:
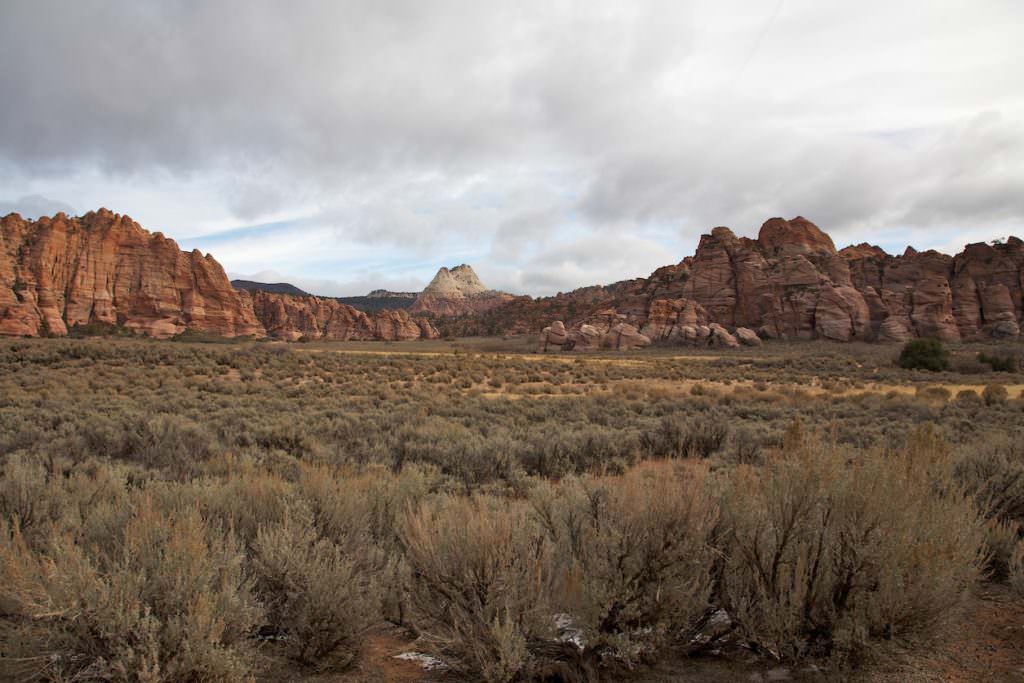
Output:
[
  {"xmin": 0, "ymin": 209, "xmax": 263, "ymax": 338},
  {"xmin": 491, "ymin": 217, "xmax": 1024, "ymax": 343},
  {"xmin": 246, "ymin": 290, "xmax": 439, "ymax": 341}
]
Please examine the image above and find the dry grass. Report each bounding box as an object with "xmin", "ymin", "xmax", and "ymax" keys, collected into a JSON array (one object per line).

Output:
[{"xmin": 0, "ymin": 337, "xmax": 1022, "ymax": 681}]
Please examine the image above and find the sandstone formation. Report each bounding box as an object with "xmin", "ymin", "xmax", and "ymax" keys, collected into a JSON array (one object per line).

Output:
[
  {"xmin": 604, "ymin": 323, "xmax": 651, "ymax": 350},
  {"xmin": 1, "ymin": 210, "xmax": 263, "ymax": 338},
  {"xmin": 246, "ymin": 290, "xmax": 438, "ymax": 341},
  {"xmin": 410, "ymin": 264, "xmax": 515, "ymax": 316},
  {"xmin": 537, "ymin": 320, "xmax": 569, "ymax": 352},
  {"xmin": 735, "ymin": 327, "xmax": 762, "ymax": 347},
  {"xmin": 523, "ymin": 217, "xmax": 1024, "ymax": 345},
  {"xmin": 536, "ymin": 317, "xmax": 650, "ymax": 352},
  {"xmin": 640, "ymin": 298, "xmax": 710, "ymax": 341},
  {"xmin": 0, "ymin": 210, "xmax": 440, "ymax": 342},
  {"xmin": 709, "ymin": 323, "xmax": 739, "ymax": 348}
]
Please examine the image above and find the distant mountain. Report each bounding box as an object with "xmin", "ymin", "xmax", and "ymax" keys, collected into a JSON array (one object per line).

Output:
[
  {"xmin": 409, "ymin": 264, "xmax": 515, "ymax": 316},
  {"xmin": 366, "ymin": 289, "xmax": 417, "ymax": 299},
  {"xmin": 232, "ymin": 280, "xmax": 420, "ymax": 313},
  {"xmin": 231, "ymin": 279, "xmax": 310, "ymax": 297},
  {"xmin": 335, "ymin": 293, "xmax": 416, "ymax": 312}
]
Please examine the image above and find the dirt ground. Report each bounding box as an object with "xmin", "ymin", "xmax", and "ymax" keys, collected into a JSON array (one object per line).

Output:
[{"xmin": 297, "ymin": 589, "xmax": 1024, "ymax": 683}]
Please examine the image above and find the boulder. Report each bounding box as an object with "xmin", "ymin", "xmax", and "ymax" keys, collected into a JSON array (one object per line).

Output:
[
  {"xmin": 573, "ymin": 323, "xmax": 603, "ymax": 351},
  {"xmin": 813, "ymin": 285, "xmax": 871, "ymax": 341},
  {"xmin": 992, "ymin": 320, "xmax": 1021, "ymax": 338},
  {"xmin": 708, "ymin": 323, "xmax": 739, "ymax": 348},
  {"xmin": 735, "ymin": 327, "xmax": 762, "ymax": 347},
  {"xmin": 536, "ymin": 320, "xmax": 650, "ymax": 352},
  {"xmin": 641, "ymin": 297, "xmax": 709, "ymax": 340},
  {"xmin": 603, "ymin": 323, "xmax": 651, "ymax": 350},
  {"xmin": 537, "ymin": 320, "xmax": 570, "ymax": 352}
]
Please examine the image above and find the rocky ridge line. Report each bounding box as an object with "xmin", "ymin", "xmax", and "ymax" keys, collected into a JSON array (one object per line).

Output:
[
  {"xmin": 531, "ymin": 216, "xmax": 1023, "ymax": 349},
  {"xmin": 0, "ymin": 210, "xmax": 437, "ymax": 341}
]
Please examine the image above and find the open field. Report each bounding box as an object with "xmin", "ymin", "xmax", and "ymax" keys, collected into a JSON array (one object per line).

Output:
[{"xmin": 1, "ymin": 336, "xmax": 1023, "ymax": 682}]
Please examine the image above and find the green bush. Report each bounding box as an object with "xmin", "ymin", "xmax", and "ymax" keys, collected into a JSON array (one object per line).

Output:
[
  {"xmin": 978, "ymin": 352, "xmax": 1019, "ymax": 373},
  {"xmin": 897, "ymin": 338, "xmax": 949, "ymax": 372}
]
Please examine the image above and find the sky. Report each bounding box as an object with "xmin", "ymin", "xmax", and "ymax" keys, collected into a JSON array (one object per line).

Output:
[{"xmin": 1, "ymin": 1, "xmax": 1022, "ymax": 297}]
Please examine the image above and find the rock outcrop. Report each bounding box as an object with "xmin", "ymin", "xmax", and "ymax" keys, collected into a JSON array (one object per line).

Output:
[
  {"xmin": 537, "ymin": 320, "xmax": 570, "ymax": 352},
  {"xmin": 640, "ymin": 298, "xmax": 710, "ymax": 341},
  {"xmin": 525, "ymin": 218, "xmax": 1024, "ymax": 345},
  {"xmin": 536, "ymin": 318, "xmax": 650, "ymax": 352},
  {"xmin": 247, "ymin": 290, "xmax": 438, "ymax": 341},
  {"xmin": 409, "ymin": 264, "xmax": 515, "ymax": 316},
  {"xmin": 1, "ymin": 210, "xmax": 263, "ymax": 338},
  {"xmin": 604, "ymin": 323, "xmax": 651, "ymax": 350},
  {"xmin": 537, "ymin": 307, "xmax": 767, "ymax": 353},
  {"xmin": 735, "ymin": 327, "xmax": 762, "ymax": 347},
  {"xmin": 0, "ymin": 210, "xmax": 440, "ymax": 342}
]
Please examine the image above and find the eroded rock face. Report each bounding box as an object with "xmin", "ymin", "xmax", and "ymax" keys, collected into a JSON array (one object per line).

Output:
[
  {"xmin": 523, "ymin": 218, "xmax": 1024, "ymax": 343},
  {"xmin": 675, "ymin": 217, "xmax": 868, "ymax": 340},
  {"xmin": 410, "ymin": 264, "xmax": 515, "ymax": 316},
  {"xmin": 602, "ymin": 323, "xmax": 651, "ymax": 351},
  {"xmin": 536, "ymin": 318, "xmax": 651, "ymax": 352},
  {"xmin": 537, "ymin": 320, "xmax": 570, "ymax": 352},
  {"xmin": 950, "ymin": 238, "xmax": 1024, "ymax": 339},
  {"xmin": 640, "ymin": 298, "xmax": 709, "ymax": 341},
  {"xmin": 0, "ymin": 210, "xmax": 263, "ymax": 338},
  {"xmin": 247, "ymin": 290, "xmax": 438, "ymax": 341}
]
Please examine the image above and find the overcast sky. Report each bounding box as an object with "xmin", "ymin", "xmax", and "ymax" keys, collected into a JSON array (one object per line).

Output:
[{"xmin": 2, "ymin": 1, "xmax": 1022, "ymax": 296}]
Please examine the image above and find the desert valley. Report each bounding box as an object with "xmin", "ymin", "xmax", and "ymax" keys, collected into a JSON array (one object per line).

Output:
[
  {"xmin": 3, "ymin": 1, "xmax": 1024, "ymax": 681},
  {"xmin": 2, "ymin": 208, "xmax": 1024, "ymax": 682}
]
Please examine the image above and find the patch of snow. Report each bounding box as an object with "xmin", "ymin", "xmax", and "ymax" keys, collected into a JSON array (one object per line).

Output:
[
  {"xmin": 554, "ymin": 613, "xmax": 586, "ymax": 650},
  {"xmin": 394, "ymin": 651, "xmax": 448, "ymax": 671},
  {"xmin": 688, "ymin": 608, "xmax": 732, "ymax": 647}
]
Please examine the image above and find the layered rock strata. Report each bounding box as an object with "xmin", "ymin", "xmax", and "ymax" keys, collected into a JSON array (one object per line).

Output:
[
  {"xmin": 246, "ymin": 290, "xmax": 438, "ymax": 341},
  {"xmin": 1, "ymin": 210, "xmax": 262, "ymax": 338},
  {"xmin": 528, "ymin": 217, "xmax": 1023, "ymax": 344},
  {"xmin": 1, "ymin": 210, "xmax": 439, "ymax": 342}
]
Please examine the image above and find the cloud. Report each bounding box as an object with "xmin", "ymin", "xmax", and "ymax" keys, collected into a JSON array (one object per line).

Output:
[
  {"xmin": 1, "ymin": 0, "xmax": 1022, "ymax": 295},
  {"xmin": 495, "ymin": 234, "xmax": 676, "ymax": 295},
  {"xmin": 0, "ymin": 195, "xmax": 77, "ymax": 219},
  {"xmin": 228, "ymin": 270, "xmax": 427, "ymax": 299}
]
